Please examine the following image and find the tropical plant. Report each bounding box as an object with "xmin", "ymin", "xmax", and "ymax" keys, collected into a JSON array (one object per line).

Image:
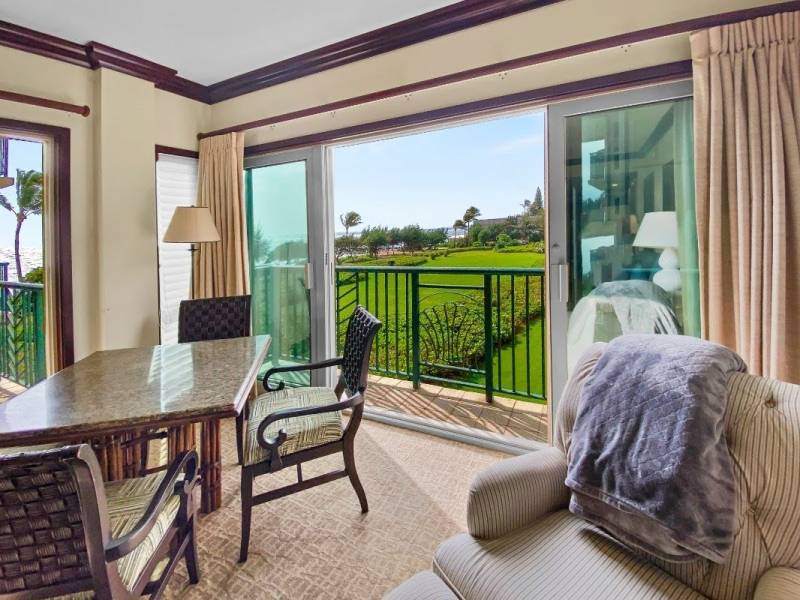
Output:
[
  {"xmin": 0, "ymin": 169, "xmax": 43, "ymax": 281},
  {"xmin": 462, "ymin": 206, "xmax": 481, "ymax": 237},
  {"xmin": 532, "ymin": 186, "xmax": 544, "ymax": 210},
  {"xmin": 452, "ymin": 219, "xmax": 465, "ymax": 240},
  {"xmin": 361, "ymin": 226, "xmax": 389, "ymax": 258},
  {"xmin": 339, "ymin": 211, "xmax": 362, "ymax": 237}
]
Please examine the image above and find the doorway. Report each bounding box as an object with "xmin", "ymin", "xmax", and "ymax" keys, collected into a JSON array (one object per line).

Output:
[
  {"xmin": 244, "ymin": 147, "xmax": 333, "ymax": 387},
  {"xmin": 0, "ymin": 119, "xmax": 73, "ymax": 390},
  {"xmin": 547, "ymin": 80, "xmax": 698, "ymax": 412}
]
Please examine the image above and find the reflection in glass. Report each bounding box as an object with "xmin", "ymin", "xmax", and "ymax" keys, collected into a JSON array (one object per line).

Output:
[
  {"xmin": 565, "ymin": 98, "xmax": 699, "ymax": 371},
  {"xmin": 245, "ymin": 161, "xmax": 311, "ymax": 386}
]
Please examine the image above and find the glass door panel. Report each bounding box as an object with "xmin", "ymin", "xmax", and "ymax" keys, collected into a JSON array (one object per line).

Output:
[
  {"xmin": 547, "ymin": 81, "xmax": 698, "ymax": 410},
  {"xmin": 245, "ymin": 148, "xmax": 329, "ymax": 387}
]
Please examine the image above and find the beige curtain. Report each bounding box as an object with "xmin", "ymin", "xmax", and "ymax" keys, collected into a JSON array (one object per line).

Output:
[
  {"xmin": 193, "ymin": 132, "xmax": 250, "ymax": 299},
  {"xmin": 691, "ymin": 11, "xmax": 800, "ymax": 382}
]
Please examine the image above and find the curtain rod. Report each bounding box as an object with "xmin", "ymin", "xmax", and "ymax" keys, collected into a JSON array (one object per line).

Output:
[
  {"xmin": 197, "ymin": 0, "xmax": 800, "ymax": 140},
  {"xmin": 0, "ymin": 90, "xmax": 90, "ymax": 117}
]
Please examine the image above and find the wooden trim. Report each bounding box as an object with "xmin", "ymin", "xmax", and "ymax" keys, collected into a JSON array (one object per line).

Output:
[
  {"xmin": 202, "ymin": 0, "xmax": 800, "ymax": 137},
  {"xmin": 0, "ymin": 20, "xmax": 209, "ymax": 103},
  {"xmin": 2, "ymin": 1, "xmax": 799, "ymax": 110},
  {"xmin": 155, "ymin": 145, "xmax": 199, "ymax": 160},
  {"xmin": 244, "ymin": 60, "xmax": 692, "ymax": 157},
  {"xmin": 0, "ymin": 89, "xmax": 90, "ymax": 116},
  {"xmin": 207, "ymin": 0, "xmax": 564, "ymax": 103},
  {"xmin": 0, "ymin": 19, "xmax": 87, "ymax": 66},
  {"xmin": 0, "ymin": 118, "xmax": 74, "ymax": 368}
]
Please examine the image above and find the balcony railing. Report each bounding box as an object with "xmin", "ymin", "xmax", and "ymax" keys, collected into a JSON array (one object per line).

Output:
[
  {"xmin": 336, "ymin": 265, "xmax": 546, "ymax": 403},
  {"xmin": 0, "ymin": 281, "xmax": 46, "ymax": 388}
]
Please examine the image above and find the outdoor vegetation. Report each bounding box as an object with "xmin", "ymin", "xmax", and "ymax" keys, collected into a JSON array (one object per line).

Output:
[{"xmin": 334, "ymin": 188, "xmax": 547, "ymax": 402}]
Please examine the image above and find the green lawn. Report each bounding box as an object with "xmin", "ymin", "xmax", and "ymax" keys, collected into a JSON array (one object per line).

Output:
[{"xmin": 337, "ymin": 248, "xmax": 547, "ymax": 403}]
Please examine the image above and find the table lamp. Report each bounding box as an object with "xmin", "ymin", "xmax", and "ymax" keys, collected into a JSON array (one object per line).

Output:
[
  {"xmin": 163, "ymin": 206, "xmax": 221, "ymax": 251},
  {"xmin": 633, "ymin": 211, "xmax": 680, "ymax": 292}
]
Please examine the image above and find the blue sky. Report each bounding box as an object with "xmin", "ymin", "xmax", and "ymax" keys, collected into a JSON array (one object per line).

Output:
[
  {"xmin": 0, "ymin": 138, "xmax": 43, "ymax": 249},
  {"xmin": 332, "ymin": 110, "xmax": 545, "ymax": 232}
]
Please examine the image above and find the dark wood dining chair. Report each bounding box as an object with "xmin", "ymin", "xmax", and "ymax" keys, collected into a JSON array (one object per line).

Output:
[
  {"xmin": 177, "ymin": 295, "xmax": 251, "ymax": 344},
  {"xmin": 178, "ymin": 294, "xmax": 252, "ymax": 463},
  {"xmin": 238, "ymin": 305, "xmax": 381, "ymax": 562},
  {"xmin": 0, "ymin": 444, "xmax": 200, "ymax": 599}
]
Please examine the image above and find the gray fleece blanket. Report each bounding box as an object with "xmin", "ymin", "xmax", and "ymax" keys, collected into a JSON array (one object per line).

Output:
[{"xmin": 565, "ymin": 334, "xmax": 746, "ymax": 563}]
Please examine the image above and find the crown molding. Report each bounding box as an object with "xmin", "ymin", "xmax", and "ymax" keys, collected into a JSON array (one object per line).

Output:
[
  {"xmin": 2, "ymin": 1, "xmax": 799, "ymax": 109},
  {"xmin": 206, "ymin": 0, "xmax": 564, "ymax": 103}
]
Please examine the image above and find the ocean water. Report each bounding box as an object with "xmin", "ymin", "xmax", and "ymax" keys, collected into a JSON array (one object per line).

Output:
[{"xmin": 0, "ymin": 247, "xmax": 43, "ymax": 282}]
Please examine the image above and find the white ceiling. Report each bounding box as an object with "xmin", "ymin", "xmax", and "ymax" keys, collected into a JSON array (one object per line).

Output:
[{"xmin": 0, "ymin": 0, "xmax": 458, "ymax": 85}]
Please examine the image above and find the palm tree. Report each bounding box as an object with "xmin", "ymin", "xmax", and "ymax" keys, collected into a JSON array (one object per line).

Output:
[
  {"xmin": 0, "ymin": 169, "xmax": 43, "ymax": 281},
  {"xmin": 462, "ymin": 206, "xmax": 481, "ymax": 237},
  {"xmin": 339, "ymin": 211, "xmax": 362, "ymax": 237},
  {"xmin": 452, "ymin": 219, "xmax": 465, "ymax": 240}
]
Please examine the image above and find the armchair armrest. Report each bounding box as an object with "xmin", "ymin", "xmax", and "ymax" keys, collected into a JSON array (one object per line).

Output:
[
  {"xmin": 754, "ymin": 568, "xmax": 800, "ymax": 600},
  {"xmin": 262, "ymin": 357, "xmax": 343, "ymax": 392},
  {"xmin": 256, "ymin": 392, "xmax": 363, "ymax": 470},
  {"xmin": 105, "ymin": 450, "xmax": 199, "ymax": 562},
  {"xmin": 467, "ymin": 446, "xmax": 570, "ymax": 539}
]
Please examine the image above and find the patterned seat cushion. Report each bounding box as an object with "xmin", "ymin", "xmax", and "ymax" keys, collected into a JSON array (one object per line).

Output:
[
  {"xmin": 434, "ymin": 510, "xmax": 706, "ymax": 600},
  {"xmin": 104, "ymin": 472, "xmax": 181, "ymax": 591},
  {"xmin": 244, "ymin": 387, "xmax": 344, "ymax": 466}
]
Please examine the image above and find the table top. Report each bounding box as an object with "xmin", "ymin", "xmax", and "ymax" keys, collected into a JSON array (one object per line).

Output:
[{"xmin": 0, "ymin": 335, "xmax": 270, "ymax": 445}]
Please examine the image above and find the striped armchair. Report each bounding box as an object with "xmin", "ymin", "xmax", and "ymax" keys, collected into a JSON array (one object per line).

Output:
[
  {"xmin": 387, "ymin": 344, "xmax": 800, "ymax": 600},
  {"xmin": 0, "ymin": 445, "xmax": 200, "ymax": 599}
]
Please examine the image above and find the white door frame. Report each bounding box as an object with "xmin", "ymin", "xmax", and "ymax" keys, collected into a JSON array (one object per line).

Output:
[
  {"xmin": 244, "ymin": 146, "xmax": 334, "ymax": 386},
  {"xmin": 546, "ymin": 79, "xmax": 693, "ymax": 416}
]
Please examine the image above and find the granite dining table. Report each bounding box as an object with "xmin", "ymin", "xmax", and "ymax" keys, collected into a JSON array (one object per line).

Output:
[{"xmin": 0, "ymin": 334, "xmax": 270, "ymax": 513}]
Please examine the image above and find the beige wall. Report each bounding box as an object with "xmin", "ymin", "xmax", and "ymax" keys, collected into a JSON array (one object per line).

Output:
[
  {"xmin": 0, "ymin": 45, "xmax": 209, "ymax": 358},
  {"xmin": 210, "ymin": 0, "xmax": 791, "ymax": 147}
]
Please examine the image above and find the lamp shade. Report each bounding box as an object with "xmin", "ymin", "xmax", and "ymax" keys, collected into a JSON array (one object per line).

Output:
[
  {"xmin": 633, "ymin": 211, "xmax": 678, "ymax": 249},
  {"xmin": 0, "ymin": 176, "xmax": 13, "ymax": 189},
  {"xmin": 163, "ymin": 206, "xmax": 221, "ymax": 243}
]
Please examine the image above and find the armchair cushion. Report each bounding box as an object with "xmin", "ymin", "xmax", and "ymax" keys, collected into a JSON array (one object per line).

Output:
[
  {"xmin": 435, "ymin": 511, "xmax": 706, "ymax": 600},
  {"xmin": 383, "ymin": 571, "xmax": 458, "ymax": 600},
  {"xmin": 754, "ymin": 568, "xmax": 800, "ymax": 600},
  {"xmin": 104, "ymin": 471, "xmax": 181, "ymax": 590},
  {"xmin": 467, "ymin": 447, "xmax": 570, "ymax": 539},
  {"xmin": 244, "ymin": 387, "xmax": 343, "ymax": 466}
]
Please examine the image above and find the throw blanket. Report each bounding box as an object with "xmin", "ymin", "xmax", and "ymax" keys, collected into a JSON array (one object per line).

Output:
[{"xmin": 565, "ymin": 334, "xmax": 746, "ymax": 563}]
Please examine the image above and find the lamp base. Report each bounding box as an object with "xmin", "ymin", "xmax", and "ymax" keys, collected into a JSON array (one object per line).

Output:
[{"xmin": 653, "ymin": 247, "xmax": 681, "ymax": 292}]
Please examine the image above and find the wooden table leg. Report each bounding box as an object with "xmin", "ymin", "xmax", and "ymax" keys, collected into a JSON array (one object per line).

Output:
[{"xmin": 200, "ymin": 418, "xmax": 222, "ymax": 513}]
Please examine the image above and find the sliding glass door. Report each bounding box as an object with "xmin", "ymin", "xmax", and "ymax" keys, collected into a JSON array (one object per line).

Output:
[
  {"xmin": 547, "ymin": 80, "xmax": 698, "ymax": 410},
  {"xmin": 244, "ymin": 148, "xmax": 333, "ymax": 387}
]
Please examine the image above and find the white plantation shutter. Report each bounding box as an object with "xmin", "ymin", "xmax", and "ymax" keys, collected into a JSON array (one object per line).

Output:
[{"xmin": 156, "ymin": 154, "xmax": 197, "ymax": 344}]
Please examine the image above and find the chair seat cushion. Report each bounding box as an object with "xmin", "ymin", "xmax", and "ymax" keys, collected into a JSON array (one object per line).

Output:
[
  {"xmin": 384, "ymin": 571, "xmax": 459, "ymax": 600},
  {"xmin": 433, "ymin": 510, "xmax": 707, "ymax": 600},
  {"xmin": 104, "ymin": 471, "xmax": 181, "ymax": 591},
  {"xmin": 244, "ymin": 387, "xmax": 344, "ymax": 466}
]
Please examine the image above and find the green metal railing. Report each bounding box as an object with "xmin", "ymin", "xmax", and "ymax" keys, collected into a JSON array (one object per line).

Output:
[
  {"xmin": 335, "ymin": 266, "xmax": 546, "ymax": 403},
  {"xmin": 0, "ymin": 281, "xmax": 46, "ymax": 387}
]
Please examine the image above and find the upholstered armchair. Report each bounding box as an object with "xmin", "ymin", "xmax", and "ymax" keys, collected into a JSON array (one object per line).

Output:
[
  {"xmin": 238, "ymin": 305, "xmax": 381, "ymax": 563},
  {"xmin": 0, "ymin": 444, "xmax": 200, "ymax": 599},
  {"xmin": 387, "ymin": 346, "xmax": 800, "ymax": 600}
]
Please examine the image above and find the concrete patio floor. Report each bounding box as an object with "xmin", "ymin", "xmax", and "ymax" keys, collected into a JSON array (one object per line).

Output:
[{"xmin": 365, "ymin": 375, "xmax": 549, "ymax": 444}]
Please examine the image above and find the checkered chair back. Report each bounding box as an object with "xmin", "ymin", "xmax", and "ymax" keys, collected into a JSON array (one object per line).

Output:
[
  {"xmin": 0, "ymin": 445, "xmax": 106, "ymax": 597},
  {"xmin": 339, "ymin": 306, "xmax": 381, "ymax": 397},
  {"xmin": 178, "ymin": 295, "xmax": 251, "ymax": 343}
]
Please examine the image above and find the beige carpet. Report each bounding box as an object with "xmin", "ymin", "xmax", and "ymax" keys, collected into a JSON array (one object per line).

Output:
[{"xmin": 165, "ymin": 418, "xmax": 506, "ymax": 599}]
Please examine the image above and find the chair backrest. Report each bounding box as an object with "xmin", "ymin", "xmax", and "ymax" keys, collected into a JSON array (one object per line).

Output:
[
  {"xmin": 556, "ymin": 344, "xmax": 800, "ymax": 600},
  {"xmin": 338, "ymin": 306, "xmax": 381, "ymax": 397},
  {"xmin": 178, "ymin": 295, "xmax": 251, "ymax": 343},
  {"xmin": 0, "ymin": 445, "xmax": 111, "ymax": 598}
]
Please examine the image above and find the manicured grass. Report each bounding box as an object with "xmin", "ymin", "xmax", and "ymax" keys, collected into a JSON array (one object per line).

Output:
[{"xmin": 337, "ymin": 248, "xmax": 547, "ymax": 402}]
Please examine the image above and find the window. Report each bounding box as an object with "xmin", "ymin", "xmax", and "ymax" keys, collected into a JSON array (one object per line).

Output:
[{"xmin": 155, "ymin": 153, "xmax": 197, "ymax": 344}]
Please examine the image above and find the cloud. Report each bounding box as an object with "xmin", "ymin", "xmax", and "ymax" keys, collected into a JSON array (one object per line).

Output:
[{"xmin": 490, "ymin": 134, "xmax": 544, "ymax": 154}]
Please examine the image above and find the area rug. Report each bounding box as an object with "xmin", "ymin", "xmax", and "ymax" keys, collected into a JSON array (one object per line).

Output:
[{"xmin": 165, "ymin": 418, "xmax": 506, "ymax": 599}]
